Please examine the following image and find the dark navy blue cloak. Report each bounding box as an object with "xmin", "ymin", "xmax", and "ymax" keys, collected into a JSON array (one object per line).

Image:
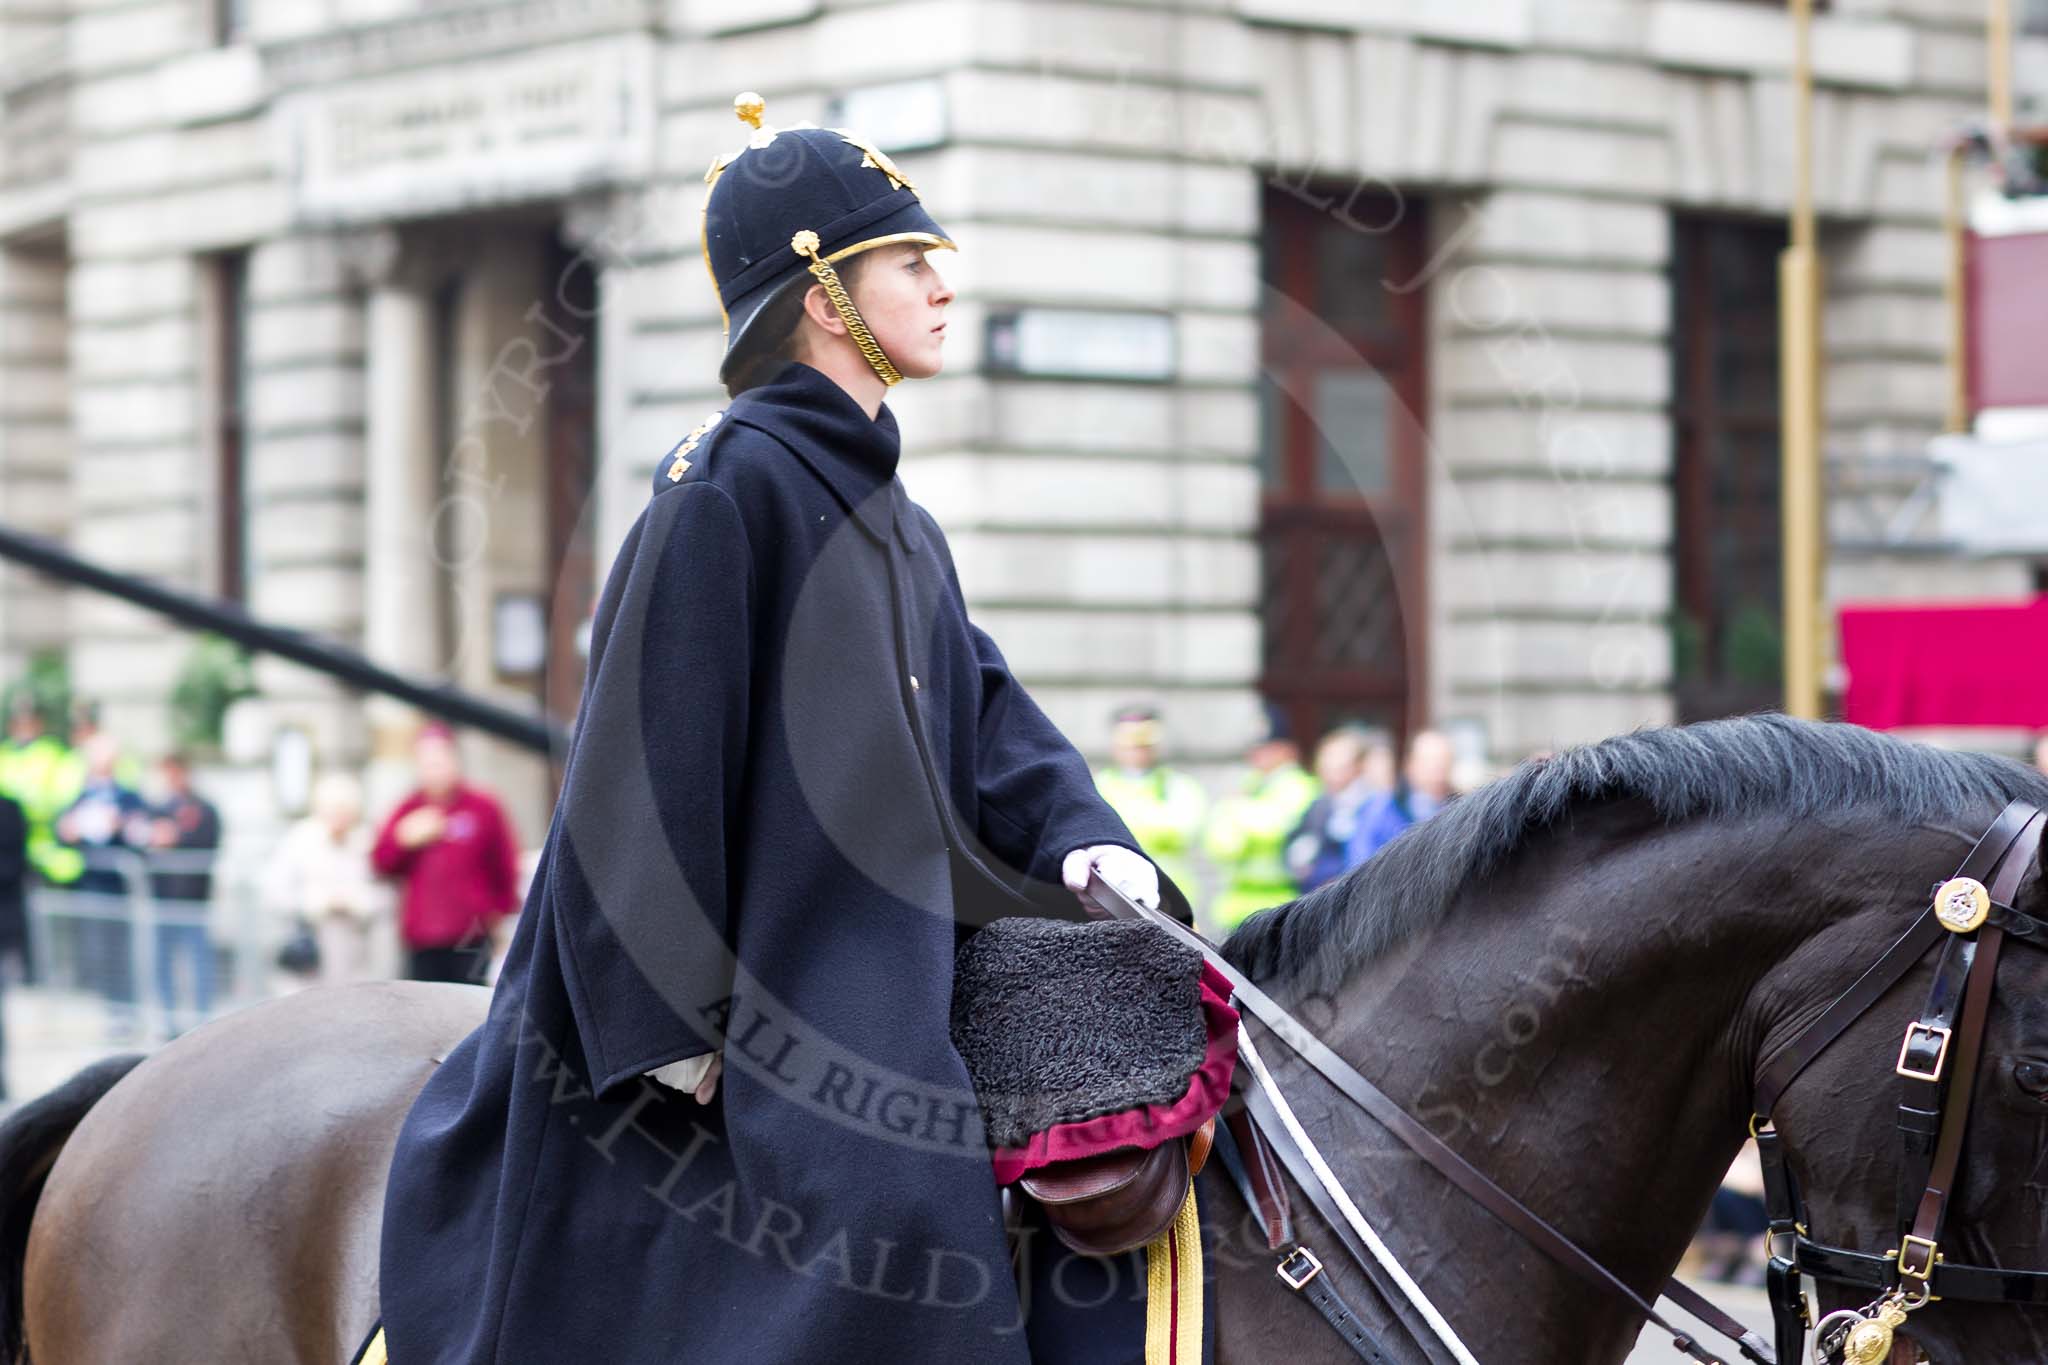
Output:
[{"xmin": 378, "ymin": 361, "xmax": 1173, "ymax": 1363}]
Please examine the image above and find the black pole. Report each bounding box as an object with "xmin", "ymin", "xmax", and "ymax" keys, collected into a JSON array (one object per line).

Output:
[{"xmin": 0, "ymin": 522, "xmax": 564, "ymax": 755}]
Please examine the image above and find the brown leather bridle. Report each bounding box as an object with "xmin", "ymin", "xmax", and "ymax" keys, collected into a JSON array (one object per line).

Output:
[
  {"xmin": 1084, "ymin": 796, "xmax": 2048, "ymax": 1365},
  {"xmin": 1751, "ymin": 798, "xmax": 2048, "ymax": 1365}
]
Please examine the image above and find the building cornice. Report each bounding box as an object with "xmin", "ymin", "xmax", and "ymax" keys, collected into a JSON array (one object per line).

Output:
[{"xmin": 261, "ymin": 0, "xmax": 661, "ymax": 90}]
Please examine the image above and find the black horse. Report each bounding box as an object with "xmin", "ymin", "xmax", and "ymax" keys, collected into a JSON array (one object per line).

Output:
[{"xmin": 2, "ymin": 715, "xmax": 2044, "ymax": 1363}]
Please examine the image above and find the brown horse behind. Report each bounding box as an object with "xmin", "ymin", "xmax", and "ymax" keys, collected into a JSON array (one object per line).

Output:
[
  {"xmin": 0, "ymin": 984, "xmax": 1297, "ymax": 1364},
  {"xmin": 6, "ymin": 983, "xmax": 480, "ymax": 1364}
]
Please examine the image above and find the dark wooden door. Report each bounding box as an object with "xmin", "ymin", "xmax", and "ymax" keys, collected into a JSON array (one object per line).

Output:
[
  {"xmin": 1671, "ymin": 215, "xmax": 1786, "ymax": 722},
  {"xmin": 1257, "ymin": 185, "xmax": 1430, "ymax": 749}
]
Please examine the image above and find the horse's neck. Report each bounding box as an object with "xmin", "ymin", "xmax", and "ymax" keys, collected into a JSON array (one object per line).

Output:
[{"xmin": 1327, "ymin": 812, "xmax": 1914, "ymax": 1360}]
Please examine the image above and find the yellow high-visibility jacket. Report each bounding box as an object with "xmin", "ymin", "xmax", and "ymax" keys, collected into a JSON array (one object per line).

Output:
[
  {"xmin": 1093, "ymin": 764, "xmax": 1207, "ymax": 904},
  {"xmin": 0, "ymin": 736, "xmax": 88, "ymax": 884},
  {"xmin": 1203, "ymin": 762, "xmax": 1319, "ymax": 931}
]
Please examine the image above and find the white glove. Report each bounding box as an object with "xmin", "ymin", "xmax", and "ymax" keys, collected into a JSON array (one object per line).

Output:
[
  {"xmin": 1061, "ymin": 844, "xmax": 1161, "ymax": 914},
  {"xmin": 647, "ymin": 1051, "xmax": 722, "ymax": 1103}
]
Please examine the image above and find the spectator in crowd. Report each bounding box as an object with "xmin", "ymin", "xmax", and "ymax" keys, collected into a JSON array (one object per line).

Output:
[
  {"xmin": 0, "ymin": 696, "xmax": 85, "ymax": 896},
  {"xmin": 1361, "ymin": 731, "xmax": 1398, "ymax": 794},
  {"xmin": 1202, "ymin": 706, "xmax": 1319, "ymax": 932},
  {"xmin": 136, "ymin": 752, "xmax": 221, "ymax": 1035},
  {"xmin": 1092, "ymin": 704, "xmax": 1207, "ymax": 910},
  {"xmin": 372, "ymin": 723, "xmax": 522, "ymax": 985},
  {"xmin": 1346, "ymin": 729, "xmax": 1458, "ymax": 866},
  {"xmin": 55, "ymin": 732, "xmax": 147, "ymax": 1034},
  {"xmin": 2033, "ymin": 733, "xmax": 2048, "ymax": 779},
  {"xmin": 69, "ymin": 699, "xmax": 141, "ymax": 786},
  {"xmin": 0, "ymin": 790, "xmax": 24, "ymax": 1098},
  {"xmin": 1286, "ymin": 725, "xmax": 1390, "ymax": 892},
  {"xmin": 266, "ymin": 771, "xmax": 389, "ymax": 989}
]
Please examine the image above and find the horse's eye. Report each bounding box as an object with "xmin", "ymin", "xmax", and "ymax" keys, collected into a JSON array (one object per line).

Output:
[{"xmin": 2015, "ymin": 1059, "xmax": 2048, "ymax": 1098}]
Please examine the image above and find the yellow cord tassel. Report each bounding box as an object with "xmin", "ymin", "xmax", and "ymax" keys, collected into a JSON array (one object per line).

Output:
[
  {"xmin": 1143, "ymin": 1179, "xmax": 1203, "ymax": 1365},
  {"xmin": 789, "ymin": 230, "xmax": 903, "ymax": 386}
]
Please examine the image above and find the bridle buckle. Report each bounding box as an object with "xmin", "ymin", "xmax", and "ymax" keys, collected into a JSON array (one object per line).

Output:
[
  {"xmin": 1897, "ymin": 1234, "xmax": 1942, "ymax": 1282},
  {"xmin": 1893, "ymin": 1022, "xmax": 1953, "ymax": 1083},
  {"xmin": 1276, "ymin": 1246, "xmax": 1323, "ymax": 1290},
  {"xmin": 1765, "ymin": 1221, "xmax": 1806, "ymax": 1265}
]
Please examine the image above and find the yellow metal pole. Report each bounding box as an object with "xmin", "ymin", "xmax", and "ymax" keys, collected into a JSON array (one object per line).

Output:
[
  {"xmin": 1780, "ymin": 0, "xmax": 1825, "ymax": 719},
  {"xmin": 1989, "ymin": 0, "xmax": 2014, "ymax": 129},
  {"xmin": 1781, "ymin": 251, "xmax": 1822, "ymax": 720},
  {"xmin": 1944, "ymin": 145, "xmax": 1971, "ymax": 434},
  {"xmin": 1790, "ymin": 0, "xmax": 1815, "ymax": 257}
]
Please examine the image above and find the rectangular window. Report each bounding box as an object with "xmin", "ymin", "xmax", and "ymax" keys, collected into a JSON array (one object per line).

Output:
[
  {"xmin": 211, "ymin": 251, "xmax": 250, "ymax": 604},
  {"xmin": 1258, "ymin": 182, "xmax": 1430, "ymax": 748},
  {"xmin": 1670, "ymin": 215, "xmax": 1786, "ymax": 722}
]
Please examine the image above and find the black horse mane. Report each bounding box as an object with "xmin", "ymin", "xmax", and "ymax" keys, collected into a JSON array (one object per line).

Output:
[{"xmin": 1221, "ymin": 713, "xmax": 2048, "ymax": 996}]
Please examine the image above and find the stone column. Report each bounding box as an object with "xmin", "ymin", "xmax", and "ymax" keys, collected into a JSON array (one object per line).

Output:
[
  {"xmin": 340, "ymin": 229, "xmax": 450, "ymax": 808},
  {"xmin": 0, "ymin": 245, "xmax": 73, "ymax": 679},
  {"xmin": 563, "ymin": 191, "xmax": 646, "ymax": 571},
  {"xmin": 1422, "ymin": 189, "xmax": 1677, "ymax": 762},
  {"xmin": 439, "ymin": 226, "xmax": 553, "ymax": 844},
  {"xmin": 364, "ymin": 281, "xmax": 441, "ymax": 677},
  {"xmin": 66, "ymin": 250, "xmax": 205, "ymax": 757}
]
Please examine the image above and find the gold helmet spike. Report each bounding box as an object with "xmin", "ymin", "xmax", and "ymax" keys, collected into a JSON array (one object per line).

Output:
[
  {"xmin": 734, "ymin": 91, "xmax": 780, "ymax": 150},
  {"xmin": 705, "ymin": 91, "xmax": 775, "ymax": 186}
]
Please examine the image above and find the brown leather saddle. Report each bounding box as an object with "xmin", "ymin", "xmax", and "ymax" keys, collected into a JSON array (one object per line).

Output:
[{"xmin": 951, "ymin": 916, "xmax": 1238, "ymax": 1257}]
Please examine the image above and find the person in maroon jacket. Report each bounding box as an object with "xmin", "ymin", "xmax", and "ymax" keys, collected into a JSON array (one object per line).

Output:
[{"xmin": 370, "ymin": 723, "xmax": 521, "ymax": 984}]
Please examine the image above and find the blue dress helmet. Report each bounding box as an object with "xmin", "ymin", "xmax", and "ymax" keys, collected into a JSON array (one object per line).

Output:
[{"xmin": 701, "ymin": 92, "xmax": 957, "ymax": 390}]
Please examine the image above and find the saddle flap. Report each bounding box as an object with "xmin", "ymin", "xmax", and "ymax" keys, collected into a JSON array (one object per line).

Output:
[
  {"xmin": 1021, "ymin": 1138, "xmax": 1189, "ymax": 1257},
  {"xmin": 1019, "ymin": 1146, "xmax": 1153, "ymax": 1205}
]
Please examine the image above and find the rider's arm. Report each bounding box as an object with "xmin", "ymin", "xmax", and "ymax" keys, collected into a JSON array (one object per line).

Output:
[{"xmin": 555, "ymin": 481, "xmax": 754, "ymax": 1100}]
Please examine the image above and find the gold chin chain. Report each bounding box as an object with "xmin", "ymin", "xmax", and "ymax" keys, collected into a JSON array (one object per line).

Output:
[{"xmin": 789, "ymin": 230, "xmax": 902, "ymax": 387}]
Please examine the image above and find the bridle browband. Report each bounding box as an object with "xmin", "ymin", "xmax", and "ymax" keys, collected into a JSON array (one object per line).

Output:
[{"xmin": 1084, "ymin": 796, "xmax": 2048, "ymax": 1365}]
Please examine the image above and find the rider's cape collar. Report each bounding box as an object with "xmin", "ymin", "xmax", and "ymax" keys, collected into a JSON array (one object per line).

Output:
[{"xmin": 730, "ymin": 360, "xmax": 918, "ymax": 552}]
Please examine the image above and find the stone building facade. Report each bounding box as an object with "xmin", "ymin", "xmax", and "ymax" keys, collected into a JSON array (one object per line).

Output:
[{"xmin": 1, "ymin": 0, "xmax": 2045, "ymax": 839}]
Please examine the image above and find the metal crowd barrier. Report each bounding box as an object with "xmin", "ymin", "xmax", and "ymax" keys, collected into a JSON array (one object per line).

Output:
[{"xmin": 21, "ymin": 846, "xmax": 270, "ymax": 1045}]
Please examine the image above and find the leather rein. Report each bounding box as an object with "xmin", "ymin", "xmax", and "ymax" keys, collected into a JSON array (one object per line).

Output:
[{"xmin": 1082, "ymin": 796, "xmax": 2048, "ymax": 1365}]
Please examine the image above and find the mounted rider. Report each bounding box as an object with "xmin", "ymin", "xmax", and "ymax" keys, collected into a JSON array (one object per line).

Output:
[{"xmin": 373, "ymin": 91, "xmax": 1193, "ymax": 1364}]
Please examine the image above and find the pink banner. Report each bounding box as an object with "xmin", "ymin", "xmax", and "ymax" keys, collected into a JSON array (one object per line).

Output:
[{"xmin": 1840, "ymin": 595, "xmax": 2048, "ymax": 730}]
